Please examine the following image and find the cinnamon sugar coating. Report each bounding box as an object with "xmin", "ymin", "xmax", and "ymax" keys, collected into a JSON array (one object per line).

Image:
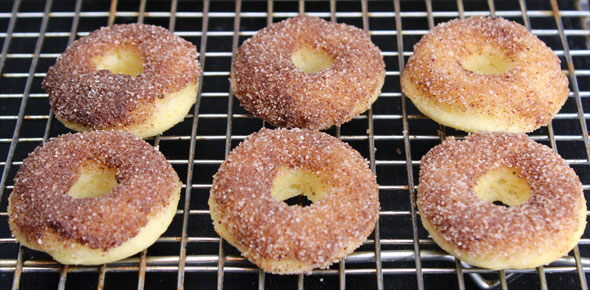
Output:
[
  {"xmin": 8, "ymin": 131, "xmax": 180, "ymax": 250},
  {"xmin": 209, "ymin": 129, "xmax": 379, "ymax": 273},
  {"xmin": 418, "ymin": 132, "xmax": 586, "ymax": 264},
  {"xmin": 232, "ymin": 15, "xmax": 385, "ymax": 130},
  {"xmin": 401, "ymin": 17, "xmax": 569, "ymax": 133},
  {"xmin": 42, "ymin": 23, "xmax": 201, "ymax": 130}
]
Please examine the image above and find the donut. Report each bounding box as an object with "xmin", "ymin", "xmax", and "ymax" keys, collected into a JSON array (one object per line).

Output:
[
  {"xmin": 231, "ymin": 15, "xmax": 386, "ymax": 130},
  {"xmin": 417, "ymin": 132, "xmax": 586, "ymax": 270},
  {"xmin": 8, "ymin": 131, "xmax": 181, "ymax": 265},
  {"xmin": 401, "ymin": 17, "xmax": 569, "ymax": 133},
  {"xmin": 42, "ymin": 23, "xmax": 201, "ymax": 138},
  {"xmin": 209, "ymin": 128, "xmax": 379, "ymax": 273}
]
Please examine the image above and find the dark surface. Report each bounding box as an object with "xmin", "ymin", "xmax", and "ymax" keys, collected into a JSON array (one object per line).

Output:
[{"xmin": 0, "ymin": 0, "xmax": 589, "ymax": 289}]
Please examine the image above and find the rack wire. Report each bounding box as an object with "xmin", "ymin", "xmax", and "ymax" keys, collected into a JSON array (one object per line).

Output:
[{"xmin": 0, "ymin": 0, "xmax": 588, "ymax": 289}]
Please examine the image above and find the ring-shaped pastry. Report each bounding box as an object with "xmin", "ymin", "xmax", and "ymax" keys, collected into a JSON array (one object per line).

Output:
[
  {"xmin": 43, "ymin": 23, "xmax": 201, "ymax": 138},
  {"xmin": 209, "ymin": 128, "xmax": 380, "ymax": 273},
  {"xmin": 402, "ymin": 17, "xmax": 569, "ymax": 133},
  {"xmin": 418, "ymin": 132, "xmax": 586, "ymax": 269},
  {"xmin": 8, "ymin": 131, "xmax": 181, "ymax": 264},
  {"xmin": 231, "ymin": 16, "xmax": 386, "ymax": 130}
]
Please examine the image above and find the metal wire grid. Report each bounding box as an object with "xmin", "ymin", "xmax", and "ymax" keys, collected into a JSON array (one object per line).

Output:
[{"xmin": 0, "ymin": 0, "xmax": 588, "ymax": 289}]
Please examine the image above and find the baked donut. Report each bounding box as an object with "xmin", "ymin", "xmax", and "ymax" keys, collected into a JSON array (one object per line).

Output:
[
  {"xmin": 42, "ymin": 23, "xmax": 201, "ymax": 138},
  {"xmin": 231, "ymin": 15, "xmax": 385, "ymax": 130},
  {"xmin": 8, "ymin": 131, "xmax": 181, "ymax": 265},
  {"xmin": 209, "ymin": 128, "xmax": 379, "ymax": 273},
  {"xmin": 401, "ymin": 17, "xmax": 569, "ymax": 133},
  {"xmin": 418, "ymin": 132, "xmax": 586, "ymax": 270}
]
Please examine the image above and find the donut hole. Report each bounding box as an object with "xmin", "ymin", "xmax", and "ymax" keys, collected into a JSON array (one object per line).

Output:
[
  {"xmin": 283, "ymin": 195, "xmax": 313, "ymax": 207},
  {"xmin": 291, "ymin": 46, "xmax": 334, "ymax": 74},
  {"xmin": 68, "ymin": 161, "xmax": 119, "ymax": 199},
  {"xmin": 492, "ymin": 200, "xmax": 509, "ymax": 207},
  {"xmin": 475, "ymin": 166, "xmax": 531, "ymax": 207},
  {"xmin": 93, "ymin": 46, "xmax": 144, "ymax": 77},
  {"xmin": 271, "ymin": 168, "xmax": 328, "ymax": 207},
  {"xmin": 463, "ymin": 45, "xmax": 513, "ymax": 75}
]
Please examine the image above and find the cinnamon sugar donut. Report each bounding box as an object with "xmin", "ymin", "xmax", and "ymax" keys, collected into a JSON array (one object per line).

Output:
[
  {"xmin": 42, "ymin": 23, "xmax": 201, "ymax": 138},
  {"xmin": 418, "ymin": 132, "xmax": 586, "ymax": 270},
  {"xmin": 8, "ymin": 131, "xmax": 181, "ymax": 265},
  {"xmin": 231, "ymin": 15, "xmax": 385, "ymax": 130},
  {"xmin": 209, "ymin": 128, "xmax": 379, "ymax": 274},
  {"xmin": 401, "ymin": 17, "xmax": 569, "ymax": 133}
]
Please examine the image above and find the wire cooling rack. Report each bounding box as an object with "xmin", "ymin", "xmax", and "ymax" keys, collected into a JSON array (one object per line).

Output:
[{"xmin": 0, "ymin": 0, "xmax": 589, "ymax": 289}]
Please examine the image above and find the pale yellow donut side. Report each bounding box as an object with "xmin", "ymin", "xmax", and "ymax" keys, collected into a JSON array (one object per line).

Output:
[
  {"xmin": 57, "ymin": 82, "xmax": 198, "ymax": 139},
  {"xmin": 418, "ymin": 198, "xmax": 586, "ymax": 270},
  {"xmin": 401, "ymin": 76, "xmax": 524, "ymax": 133},
  {"xmin": 8, "ymin": 182, "xmax": 181, "ymax": 265}
]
